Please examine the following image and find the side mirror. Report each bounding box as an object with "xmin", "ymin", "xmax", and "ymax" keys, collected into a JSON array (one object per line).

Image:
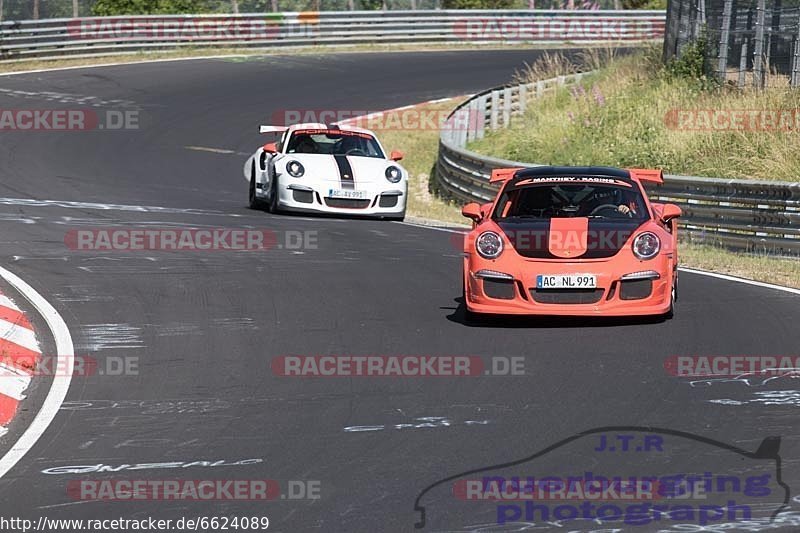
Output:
[
  {"xmin": 389, "ymin": 150, "xmax": 404, "ymax": 161},
  {"xmin": 661, "ymin": 203, "xmax": 682, "ymax": 222},
  {"xmin": 462, "ymin": 202, "xmax": 482, "ymax": 222},
  {"xmin": 263, "ymin": 142, "xmax": 278, "ymax": 154}
]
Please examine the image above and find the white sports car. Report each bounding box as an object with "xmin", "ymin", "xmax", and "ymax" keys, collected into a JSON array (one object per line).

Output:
[{"xmin": 244, "ymin": 122, "xmax": 408, "ymax": 220}]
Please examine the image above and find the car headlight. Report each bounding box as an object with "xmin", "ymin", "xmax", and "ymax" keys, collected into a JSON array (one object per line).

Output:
[
  {"xmin": 385, "ymin": 166, "xmax": 402, "ymax": 183},
  {"xmin": 476, "ymin": 231, "xmax": 503, "ymax": 259},
  {"xmin": 286, "ymin": 161, "xmax": 304, "ymax": 178},
  {"xmin": 632, "ymin": 232, "xmax": 661, "ymax": 260}
]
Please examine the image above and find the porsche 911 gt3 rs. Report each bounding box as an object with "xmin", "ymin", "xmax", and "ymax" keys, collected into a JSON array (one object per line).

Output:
[
  {"xmin": 244, "ymin": 122, "xmax": 408, "ymax": 220},
  {"xmin": 461, "ymin": 166, "xmax": 682, "ymax": 319}
]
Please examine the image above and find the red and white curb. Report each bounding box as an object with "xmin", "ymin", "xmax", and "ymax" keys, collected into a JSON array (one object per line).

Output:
[
  {"xmin": 0, "ymin": 265, "xmax": 73, "ymax": 481},
  {"xmin": 0, "ymin": 292, "xmax": 41, "ymax": 436}
]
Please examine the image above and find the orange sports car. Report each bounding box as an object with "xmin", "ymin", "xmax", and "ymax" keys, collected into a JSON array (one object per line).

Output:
[{"xmin": 461, "ymin": 166, "xmax": 682, "ymax": 319}]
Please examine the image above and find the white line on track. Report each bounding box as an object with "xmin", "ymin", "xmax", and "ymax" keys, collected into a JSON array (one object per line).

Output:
[
  {"xmin": 398, "ymin": 220, "xmax": 800, "ymax": 296},
  {"xmin": 0, "ymin": 266, "xmax": 74, "ymax": 480}
]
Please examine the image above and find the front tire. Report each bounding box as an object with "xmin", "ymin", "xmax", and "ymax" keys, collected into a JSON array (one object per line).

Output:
[
  {"xmin": 665, "ymin": 270, "xmax": 677, "ymax": 319},
  {"xmin": 267, "ymin": 173, "xmax": 281, "ymax": 214},
  {"xmin": 248, "ymin": 163, "xmax": 263, "ymax": 210},
  {"xmin": 462, "ymin": 272, "xmax": 479, "ymax": 324}
]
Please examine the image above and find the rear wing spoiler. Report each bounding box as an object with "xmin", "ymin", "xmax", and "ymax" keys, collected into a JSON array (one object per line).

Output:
[
  {"xmin": 260, "ymin": 125, "xmax": 288, "ymax": 134},
  {"xmin": 628, "ymin": 168, "xmax": 664, "ymax": 185},
  {"xmin": 489, "ymin": 167, "xmax": 523, "ymax": 183}
]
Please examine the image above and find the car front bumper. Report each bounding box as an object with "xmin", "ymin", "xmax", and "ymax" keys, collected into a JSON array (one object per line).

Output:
[
  {"xmin": 464, "ymin": 253, "xmax": 675, "ymax": 317},
  {"xmin": 257, "ymin": 180, "xmax": 407, "ymax": 217}
]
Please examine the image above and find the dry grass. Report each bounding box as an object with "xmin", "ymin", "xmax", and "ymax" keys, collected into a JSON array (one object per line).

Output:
[
  {"xmin": 471, "ymin": 47, "xmax": 800, "ymax": 181},
  {"xmin": 680, "ymin": 243, "xmax": 800, "ymax": 288}
]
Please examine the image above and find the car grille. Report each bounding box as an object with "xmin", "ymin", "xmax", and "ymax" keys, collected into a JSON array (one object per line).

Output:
[
  {"xmin": 292, "ymin": 190, "xmax": 314, "ymax": 204},
  {"xmin": 483, "ymin": 279, "xmax": 515, "ymax": 300},
  {"xmin": 530, "ymin": 289, "xmax": 605, "ymax": 304},
  {"xmin": 620, "ymin": 279, "xmax": 652, "ymax": 300},
  {"xmin": 324, "ymin": 198, "xmax": 371, "ymax": 209},
  {"xmin": 378, "ymin": 195, "xmax": 399, "ymax": 208}
]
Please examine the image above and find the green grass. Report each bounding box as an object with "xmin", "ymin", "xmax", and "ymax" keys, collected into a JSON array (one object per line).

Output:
[{"xmin": 470, "ymin": 47, "xmax": 800, "ymax": 181}]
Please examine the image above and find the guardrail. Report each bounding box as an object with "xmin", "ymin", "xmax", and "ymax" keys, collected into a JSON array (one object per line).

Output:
[
  {"xmin": 437, "ymin": 73, "xmax": 800, "ymax": 255},
  {"xmin": 0, "ymin": 10, "xmax": 666, "ymax": 61}
]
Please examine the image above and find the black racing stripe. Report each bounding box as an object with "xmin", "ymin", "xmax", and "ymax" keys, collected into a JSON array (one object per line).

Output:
[
  {"xmin": 497, "ymin": 219, "xmax": 646, "ymax": 259},
  {"xmin": 334, "ymin": 155, "xmax": 355, "ymax": 190}
]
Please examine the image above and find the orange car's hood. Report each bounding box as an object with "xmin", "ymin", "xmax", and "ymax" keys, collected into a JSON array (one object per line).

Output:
[{"xmin": 495, "ymin": 217, "xmax": 647, "ymax": 259}]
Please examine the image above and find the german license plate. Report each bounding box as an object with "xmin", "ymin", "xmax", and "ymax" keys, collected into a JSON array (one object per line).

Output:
[
  {"xmin": 536, "ymin": 274, "xmax": 597, "ymax": 289},
  {"xmin": 328, "ymin": 189, "xmax": 367, "ymax": 199}
]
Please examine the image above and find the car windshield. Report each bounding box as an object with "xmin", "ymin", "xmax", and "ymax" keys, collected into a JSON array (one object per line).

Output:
[
  {"xmin": 492, "ymin": 178, "xmax": 649, "ymax": 221},
  {"xmin": 285, "ymin": 129, "xmax": 384, "ymax": 158}
]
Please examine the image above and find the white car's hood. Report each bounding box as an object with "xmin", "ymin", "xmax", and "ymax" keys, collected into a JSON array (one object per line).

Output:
[{"xmin": 281, "ymin": 154, "xmax": 400, "ymax": 186}]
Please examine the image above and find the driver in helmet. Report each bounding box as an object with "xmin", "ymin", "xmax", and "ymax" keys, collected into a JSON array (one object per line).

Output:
[
  {"xmin": 586, "ymin": 187, "xmax": 636, "ymax": 216},
  {"xmin": 336, "ymin": 135, "xmax": 363, "ymax": 155}
]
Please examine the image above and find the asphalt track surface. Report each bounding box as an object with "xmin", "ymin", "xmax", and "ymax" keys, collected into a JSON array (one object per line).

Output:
[{"xmin": 0, "ymin": 49, "xmax": 798, "ymax": 532}]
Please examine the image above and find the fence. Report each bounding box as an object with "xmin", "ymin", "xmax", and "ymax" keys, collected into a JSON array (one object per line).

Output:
[
  {"xmin": 664, "ymin": 0, "xmax": 800, "ymax": 88},
  {"xmin": 0, "ymin": 1, "xmax": 644, "ymax": 21},
  {"xmin": 437, "ymin": 73, "xmax": 800, "ymax": 255},
  {"xmin": 0, "ymin": 10, "xmax": 666, "ymax": 61}
]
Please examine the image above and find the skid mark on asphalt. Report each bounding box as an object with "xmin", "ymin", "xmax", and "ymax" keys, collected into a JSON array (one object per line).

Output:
[
  {"xmin": 60, "ymin": 399, "xmax": 232, "ymax": 415},
  {"xmin": 710, "ymin": 391, "xmax": 800, "ymax": 406},
  {"xmin": 0, "ymin": 197, "xmax": 244, "ymax": 217},
  {"xmin": 0, "ymin": 88, "xmax": 140, "ymax": 109},
  {"xmin": 344, "ymin": 416, "xmax": 490, "ymax": 433},
  {"xmin": 78, "ymin": 323, "xmax": 144, "ymax": 351},
  {"xmin": 185, "ymin": 145, "xmax": 251, "ymax": 156}
]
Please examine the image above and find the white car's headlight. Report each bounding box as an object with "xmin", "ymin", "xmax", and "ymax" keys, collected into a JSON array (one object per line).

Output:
[
  {"xmin": 476, "ymin": 231, "xmax": 503, "ymax": 259},
  {"xmin": 287, "ymin": 161, "xmax": 304, "ymax": 178},
  {"xmin": 632, "ymin": 232, "xmax": 661, "ymax": 260},
  {"xmin": 385, "ymin": 166, "xmax": 402, "ymax": 183}
]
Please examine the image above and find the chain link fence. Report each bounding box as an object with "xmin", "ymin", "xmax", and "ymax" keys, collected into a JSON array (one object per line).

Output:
[
  {"xmin": 0, "ymin": 0, "xmax": 623, "ymax": 21},
  {"xmin": 664, "ymin": 0, "xmax": 800, "ymax": 87}
]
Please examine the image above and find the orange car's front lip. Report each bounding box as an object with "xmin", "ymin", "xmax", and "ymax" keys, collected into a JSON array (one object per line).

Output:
[{"xmin": 464, "ymin": 253, "xmax": 674, "ymax": 316}]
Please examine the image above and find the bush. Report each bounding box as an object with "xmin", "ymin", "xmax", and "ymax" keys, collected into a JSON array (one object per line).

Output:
[
  {"xmin": 665, "ymin": 34, "xmax": 711, "ymax": 84},
  {"xmin": 441, "ymin": 0, "xmax": 516, "ymax": 8},
  {"xmin": 92, "ymin": 0, "xmax": 215, "ymax": 15}
]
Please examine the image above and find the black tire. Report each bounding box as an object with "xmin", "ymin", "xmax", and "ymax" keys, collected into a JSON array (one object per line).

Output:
[
  {"xmin": 462, "ymin": 274, "xmax": 478, "ymax": 324},
  {"xmin": 248, "ymin": 163, "xmax": 263, "ymax": 210},
  {"xmin": 268, "ymin": 173, "xmax": 280, "ymax": 214},
  {"xmin": 665, "ymin": 270, "xmax": 677, "ymax": 319}
]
